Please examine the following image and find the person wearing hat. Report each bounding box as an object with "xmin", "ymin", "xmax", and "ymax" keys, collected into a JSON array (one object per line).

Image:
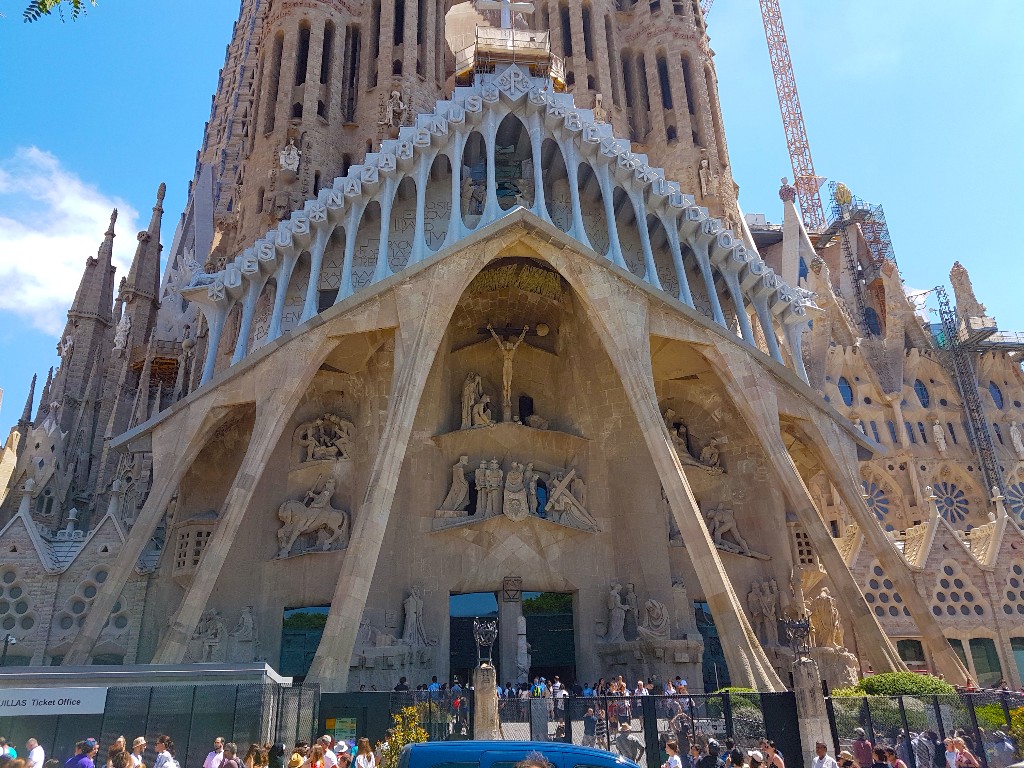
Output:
[
  {"xmin": 614, "ymin": 723, "xmax": 645, "ymax": 764},
  {"xmin": 130, "ymin": 740, "xmax": 146, "ymax": 768},
  {"xmin": 813, "ymin": 742, "xmax": 838, "ymax": 768},
  {"xmin": 852, "ymin": 730, "xmax": 873, "ymax": 768},
  {"xmin": 748, "ymin": 751, "xmax": 764, "ymax": 768},
  {"xmin": 697, "ymin": 740, "xmax": 721, "ymax": 768},
  {"xmin": 838, "ymin": 751, "xmax": 856, "ymax": 768}
]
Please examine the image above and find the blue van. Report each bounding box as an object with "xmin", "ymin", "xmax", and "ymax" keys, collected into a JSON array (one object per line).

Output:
[{"xmin": 398, "ymin": 741, "xmax": 640, "ymax": 768}]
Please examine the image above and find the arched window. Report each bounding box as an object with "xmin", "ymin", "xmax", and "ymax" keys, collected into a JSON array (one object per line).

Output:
[
  {"xmin": 918, "ymin": 422, "xmax": 928, "ymax": 443},
  {"xmin": 905, "ymin": 421, "xmax": 917, "ymax": 444},
  {"xmin": 990, "ymin": 381, "xmax": 1004, "ymax": 409},
  {"xmin": 994, "ymin": 423, "xmax": 1004, "ymax": 444},
  {"xmin": 837, "ymin": 377, "xmax": 854, "ymax": 406},
  {"xmin": 947, "ymin": 422, "xmax": 958, "ymax": 445},
  {"xmin": 887, "ymin": 421, "xmax": 898, "ymax": 444},
  {"xmin": 870, "ymin": 421, "xmax": 880, "ymax": 443},
  {"xmin": 914, "ymin": 379, "xmax": 930, "ymax": 408}
]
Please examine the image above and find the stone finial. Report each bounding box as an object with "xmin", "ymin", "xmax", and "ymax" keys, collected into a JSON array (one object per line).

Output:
[
  {"xmin": 20, "ymin": 372, "xmax": 37, "ymax": 424},
  {"xmin": 778, "ymin": 177, "xmax": 797, "ymax": 203},
  {"xmin": 156, "ymin": 182, "xmax": 166, "ymax": 205},
  {"xmin": 106, "ymin": 208, "xmax": 118, "ymax": 236}
]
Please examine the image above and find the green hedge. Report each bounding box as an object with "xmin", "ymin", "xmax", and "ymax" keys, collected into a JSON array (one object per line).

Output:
[{"xmin": 835, "ymin": 672, "xmax": 956, "ymax": 697}]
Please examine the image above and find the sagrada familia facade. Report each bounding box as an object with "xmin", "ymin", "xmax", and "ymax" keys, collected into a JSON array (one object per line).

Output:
[{"xmin": 1, "ymin": 0, "xmax": 1022, "ymax": 693}]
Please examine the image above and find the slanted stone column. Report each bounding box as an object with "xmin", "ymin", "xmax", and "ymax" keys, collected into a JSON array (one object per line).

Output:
[
  {"xmin": 306, "ymin": 244, "xmax": 490, "ymax": 691},
  {"xmin": 706, "ymin": 348, "xmax": 907, "ymax": 675},
  {"xmin": 803, "ymin": 416, "xmax": 971, "ymax": 685},
  {"xmin": 153, "ymin": 333, "xmax": 333, "ymax": 663},
  {"xmin": 63, "ymin": 399, "xmax": 233, "ymax": 664},
  {"xmin": 556, "ymin": 252, "xmax": 783, "ymax": 691}
]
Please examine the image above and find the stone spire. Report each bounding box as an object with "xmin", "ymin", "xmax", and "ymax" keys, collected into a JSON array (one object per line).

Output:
[
  {"xmin": 68, "ymin": 208, "xmax": 117, "ymax": 322},
  {"xmin": 18, "ymin": 374, "xmax": 36, "ymax": 427},
  {"xmin": 950, "ymin": 261, "xmax": 987, "ymax": 319},
  {"xmin": 131, "ymin": 332, "xmax": 157, "ymax": 427},
  {"xmin": 35, "ymin": 366, "xmax": 53, "ymax": 422},
  {"xmin": 120, "ymin": 184, "xmax": 165, "ymax": 343},
  {"xmin": 779, "ymin": 177, "xmax": 817, "ymax": 289}
]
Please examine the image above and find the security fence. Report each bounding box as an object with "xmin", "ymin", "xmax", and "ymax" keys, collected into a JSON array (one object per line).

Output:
[
  {"xmin": 826, "ymin": 692, "xmax": 1024, "ymax": 768},
  {"xmin": 492, "ymin": 693, "xmax": 801, "ymax": 768},
  {"xmin": 0, "ymin": 683, "xmax": 319, "ymax": 767}
]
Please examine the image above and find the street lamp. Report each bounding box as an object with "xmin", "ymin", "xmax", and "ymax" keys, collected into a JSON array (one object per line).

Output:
[
  {"xmin": 783, "ymin": 617, "xmax": 810, "ymax": 660},
  {"xmin": 473, "ymin": 617, "xmax": 497, "ymax": 666},
  {"xmin": 1, "ymin": 634, "xmax": 15, "ymax": 666}
]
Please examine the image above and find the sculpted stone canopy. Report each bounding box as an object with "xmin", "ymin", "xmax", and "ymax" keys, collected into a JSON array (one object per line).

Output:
[{"xmin": 181, "ymin": 63, "xmax": 816, "ymax": 391}]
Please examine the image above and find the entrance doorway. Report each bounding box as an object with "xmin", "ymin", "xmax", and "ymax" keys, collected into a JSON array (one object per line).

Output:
[
  {"xmin": 449, "ymin": 592, "xmax": 499, "ymax": 686},
  {"xmin": 694, "ymin": 600, "xmax": 730, "ymax": 692},
  {"xmin": 280, "ymin": 605, "xmax": 329, "ymax": 680},
  {"xmin": 523, "ymin": 592, "xmax": 576, "ymax": 684}
]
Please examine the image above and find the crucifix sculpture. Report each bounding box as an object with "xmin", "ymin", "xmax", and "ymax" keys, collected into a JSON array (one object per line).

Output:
[{"xmin": 487, "ymin": 323, "xmax": 529, "ymax": 422}]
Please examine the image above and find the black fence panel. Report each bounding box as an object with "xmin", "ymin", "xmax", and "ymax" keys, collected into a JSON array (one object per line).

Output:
[
  {"xmin": 828, "ymin": 692, "xmax": 1024, "ymax": 768},
  {"xmin": 0, "ymin": 683, "xmax": 318, "ymax": 767}
]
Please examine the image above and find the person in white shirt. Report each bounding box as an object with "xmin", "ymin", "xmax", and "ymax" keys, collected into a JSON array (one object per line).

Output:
[
  {"xmin": 131, "ymin": 739, "xmax": 147, "ymax": 768},
  {"xmin": 26, "ymin": 739, "xmax": 45, "ymax": 768},
  {"xmin": 664, "ymin": 740, "xmax": 683, "ymax": 768},
  {"xmin": 812, "ymin": 743, "xmax": 839, "ymax": 768},
  {"xmin": 204, "ymin": 738, "xmax": 226, "ymax": 768},
  {"xmin": 354, "ymin": 740, "xmax": 375, "ymax": 768},
  {"xmin": 318, "ymin": 738, "xmax": 337, "ymax": 768}
]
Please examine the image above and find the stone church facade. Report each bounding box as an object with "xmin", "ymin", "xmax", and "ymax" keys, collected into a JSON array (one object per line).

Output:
[{"xmin": 1, "ymin": 0, "xmax": 1022, "ymax": 692}]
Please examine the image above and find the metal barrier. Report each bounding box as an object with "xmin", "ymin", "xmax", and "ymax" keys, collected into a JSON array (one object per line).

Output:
[
  {"xmin": 826, "ymin": 692, "xmax": 1024, "ymax": 768},
  {"xmin": 389, "ymin": 691, "xmax": 475, "ymax": 741},
  {"xmin": 0, "ymin": 683, "xmax": 319, "ymax": 766},
  {"xmin": 491, "ymin": 693, "xmax": 801, "ymax": 768}
]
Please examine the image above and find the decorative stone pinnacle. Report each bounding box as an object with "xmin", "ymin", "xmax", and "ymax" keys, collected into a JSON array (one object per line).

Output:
[
  {"xmin": 157, "ymin": 182, "xmax": 166, "ymax": 203},
  {"xmin": 778, "ymin": 177, "xmax": 797, "ymax": 203},
  {"xmin": 106, "ymin": 208, "xmax": 118, "ymax": 235}
]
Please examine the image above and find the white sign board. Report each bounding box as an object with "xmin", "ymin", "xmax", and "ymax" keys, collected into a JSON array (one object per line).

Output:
[{"xmin": 0, "ymin": 687, "xmax": 107, "ymax": 716}]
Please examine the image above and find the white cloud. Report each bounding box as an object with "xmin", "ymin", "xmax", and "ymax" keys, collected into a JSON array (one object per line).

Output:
[{"xmin": 0, "ymin": 147, "xmax": 139, "ymax": 336}]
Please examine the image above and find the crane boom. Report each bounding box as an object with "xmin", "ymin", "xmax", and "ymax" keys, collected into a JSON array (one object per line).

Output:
[
  {"xmin": 757, "ymin": 0, "xmax": 826, "ymax": 232},
  {"xmin": 700, "ymin": 0, "xmax": 714, "ymax": 13}
]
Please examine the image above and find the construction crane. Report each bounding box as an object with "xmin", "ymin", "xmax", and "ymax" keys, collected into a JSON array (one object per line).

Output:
[{"xmin": 700, "ymin": 0, "xmax": 826, "ymax": 232}]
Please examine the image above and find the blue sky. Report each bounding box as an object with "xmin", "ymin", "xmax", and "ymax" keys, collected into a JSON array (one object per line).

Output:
[{"xmin": 0, "ymin": 1, "xmax": 1022, "ymax": 434}]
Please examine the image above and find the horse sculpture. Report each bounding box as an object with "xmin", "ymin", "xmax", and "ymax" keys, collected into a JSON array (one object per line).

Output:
[{"xmin": 277, "ymin": 478, "xmax": 350, "ymax": 557}]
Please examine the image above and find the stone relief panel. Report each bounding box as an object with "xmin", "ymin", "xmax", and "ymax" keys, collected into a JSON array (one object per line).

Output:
[
  {"xmin": 662, "ymin": 408, "xmax": 726, "ymax": 475},
  {"xmin": 747, "ymin": 578, "xmax": 779, "ymax": 646},
  {"xmin": 348, "ymin": 586, "xmax": 437, "ymax": 690},
  {"xmin": 293, "ymin": 414, "xmax": 356, "ymax": 464},
  {"xmin": 183, "ymin": 606, "xmax": 261, "ymax": 663},
  {"xmin": 433, "ymin": 456, "xmax": 596, "ymax": 532}
]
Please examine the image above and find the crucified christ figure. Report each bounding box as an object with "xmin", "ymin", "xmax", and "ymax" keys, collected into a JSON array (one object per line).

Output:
[{"xmin": 487, "ymin": 323, "xmax": 529, "ymax": 422}]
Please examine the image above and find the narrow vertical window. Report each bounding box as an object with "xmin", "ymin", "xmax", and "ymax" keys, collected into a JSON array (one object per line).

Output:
[
  {"xmin": 295, "ymin": 22, "xmax": 311, "ymax": 86},
  {"xmin": 343, "ymin": 25, "xmax": 361, "ymax": 121},
  {"xmin": 657, "ymin": 53, "xmax": 672, "ymax": 109},
  {"xmin": 582, "ymin": 4, "xmax": 594, "ymax": 61},
  {"xmin": 559, "ymin": 2, "xmax": 573, "ymax": 56},
  {"xmin": 264, "ymin": 32, "xmax": 284, "ymax": 133},
  {"xmin": 394, "ymin": 0, "xmax": 405, "ymax": 45},
  {"xmin": 605, "ymin": 16, "xmax": 622, "ymax": 107},
  {"xmin": 368, "ymin": 2, "xmax": 380, "ymax": 88}
]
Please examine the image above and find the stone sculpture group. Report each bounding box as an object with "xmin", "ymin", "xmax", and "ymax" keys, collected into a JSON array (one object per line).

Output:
[
  {"xmin": 663, "ymin": 408, "xmax": 724, "ymax": 474},
  {"xmin": 602, "ymin": 582, "xmax": 670, "ymax": 643},
  {"xmin": 436, "ymin": 456, "xmax": 597, "ymax": 531},
  {"xmin": 277, "ymin": 476, "xmax": 350, "ymax": 558}
]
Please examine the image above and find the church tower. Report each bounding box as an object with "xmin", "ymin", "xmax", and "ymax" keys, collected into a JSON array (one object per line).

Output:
[{"xmin": 482, "ymin": 0, "xmax": 738, "ymax": 224}]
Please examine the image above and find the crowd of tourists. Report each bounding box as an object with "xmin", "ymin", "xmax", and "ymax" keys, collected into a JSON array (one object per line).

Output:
[
  {"xmin": 845, "ymin": 727, "xmax": 1019, "ymax": 768},
  {"xmin": 0, "ymin": 735, "xmax": 394, "ymax": 768}
]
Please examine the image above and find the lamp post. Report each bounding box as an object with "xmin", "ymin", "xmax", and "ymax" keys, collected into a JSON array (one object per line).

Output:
[
  {"xmin": 1, "ymin": 634, "xmax": 15, "ymax": 666},
  {"xmin": 473, "ymin": 617, "xmax": 498, "ymax": 666},
  {"xmin": 783, "ymin": 616, "xmax": 811, "ymax": 660}
]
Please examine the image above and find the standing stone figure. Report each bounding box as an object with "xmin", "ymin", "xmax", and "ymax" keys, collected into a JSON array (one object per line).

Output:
[
  {"xmin": 604, "ymin": 583, "xmax": 627, "ymax": 642},
  {"xmin": 461, "ymin": 373, "xmax": 484, "ymax": 429},
  {"xmin": 747, "ymin": 583, "xmax": 765, "ymax": 643},
  {"xmin": 758, "ymin": 579, "xmax": 779, "ymax": 646},
  {"xmin": 515, "ymin": 614, "xmax": 531, "ymax": 684},
  {"xmin": 933, "ymin": 422, "xmax": 948, "ymax": 454},
  {"xmin": 475, "ymin": 461, "xmax": 489, "ymax": 516},
  {"xmin": 440, "ymin": 455, "xmax": 471, "ymax": 512},
  {"xmin": 809, "ymin": 588, "xmax": 842, "ymax": 648},
  {"xmin": 402, "ymin": 585, "xmax": 431, "ymax": 647},
  {"xmin": 503, "ymin": 461, "xmax": 529, "ymax": 521},
  {"xmin": 1011, "ymin": 421, "xmax": 1024, "ymax": 459},
  {"xmin": 698, "ymin": 158, "xmax": 715, "ymax": 199},
  {"xmin": 486, "ymin": 459, "xmax": 504, "ymax": 517},
  {"xmin": 526, "ymin": 463, "xmax": 540, "ymax": 516},
  {"xmin": 379, "ymin": 89, "xmax": 406, "ymax": 127},
  {"xmin": 487, "ymin": 323, "xmax": 529, "ymax": 422}
]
